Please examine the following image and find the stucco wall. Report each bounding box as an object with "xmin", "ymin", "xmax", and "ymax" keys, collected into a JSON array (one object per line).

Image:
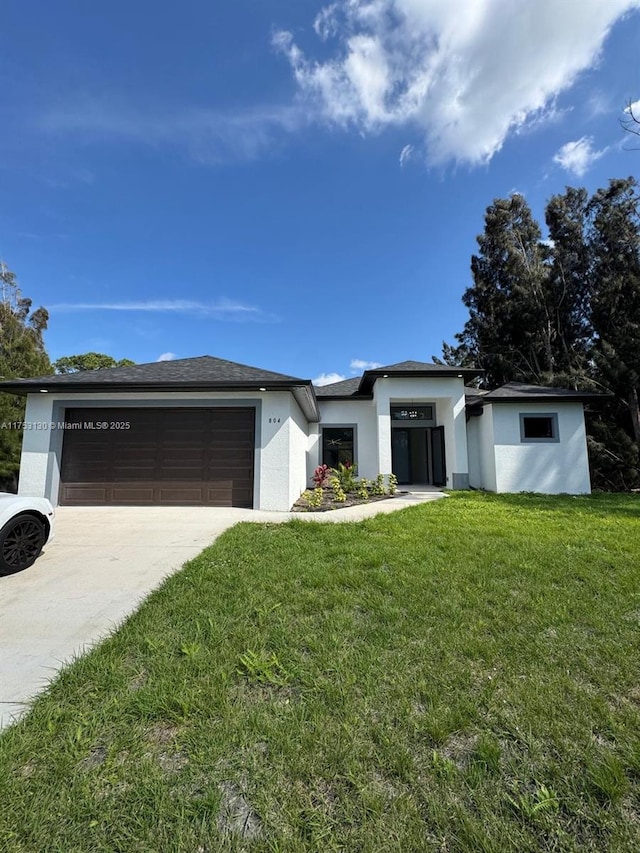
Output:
[
  {"xmin": 491, "ymin": 402, "xmax": 591, "ymax": 494},
  {"xmin": 18, "ymin": 390, "xmax": 309, "ymax": 511},
  {"xmin": 474, "ymin": 405, "xmax": 497, "ymax": 492},
  {"xmin": 287, "ymin": 395, "xmax": 311, "ymax": 507},
  {"xmin": 18, "ymin": 395, "xmax": 56, "ymax": 498}
]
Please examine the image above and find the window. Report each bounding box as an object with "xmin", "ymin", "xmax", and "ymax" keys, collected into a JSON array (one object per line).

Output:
[
  {"xmin": 390, "ymin": 404, "xmax": 434, "ymax": 421},
  {"xmin": 520, "ymin": 414, "xmax": 559, "ymax": 442},
  {"xmin": 322, "ymin": 427, "xmax": 354, "ymax": 468}
]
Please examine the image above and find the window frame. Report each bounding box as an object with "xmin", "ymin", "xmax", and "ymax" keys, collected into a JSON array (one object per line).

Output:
[
  {"xmin": 519, "ymin": 413, "xmax": 560, "ymax": 443},
  {"xmin": 390, "ymin": 403, "xmax": 435, "ymax": 423},
  {"xmin": 321, "ymin": 425, "xmax": 357, "ymax": 469}
]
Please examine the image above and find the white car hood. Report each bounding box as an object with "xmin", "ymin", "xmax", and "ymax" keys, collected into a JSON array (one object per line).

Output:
[{"xmin": 0, "ymin": 493, "xmax": 55, "ymax": 540}]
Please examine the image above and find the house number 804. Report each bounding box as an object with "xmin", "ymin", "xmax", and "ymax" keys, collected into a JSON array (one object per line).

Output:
[{"xmin": 268, "ymin": 417, "xmax": 281, "ymax": 423}]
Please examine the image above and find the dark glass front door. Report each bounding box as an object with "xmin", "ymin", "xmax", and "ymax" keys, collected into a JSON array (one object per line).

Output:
[
  {"xmin": 430, "ymin": 426, "xmax": 446, "ymax": 486},
  {"xmin": 391, "ymin": 429, "xmax": 411, "ymax": 484}
]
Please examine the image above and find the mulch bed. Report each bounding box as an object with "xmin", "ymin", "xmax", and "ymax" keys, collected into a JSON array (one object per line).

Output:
[{"xmin": 290, "ymin": 492, "xmax": 399, "ymax": 513}]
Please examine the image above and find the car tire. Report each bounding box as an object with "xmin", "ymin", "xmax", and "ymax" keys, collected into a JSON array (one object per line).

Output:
[{"xmin": 0, "ymin": 514, "xmax": 47, "ymax": 576}]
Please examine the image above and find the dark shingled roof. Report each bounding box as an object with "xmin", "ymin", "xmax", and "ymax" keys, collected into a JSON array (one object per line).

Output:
[
  {"xmin": 466, "ymin": 382, "xmax": 609, "ymax": 407},
  {"xmin": 483, "ymin": 382, "xmax": 607, "ymax": 402},
  {"xmin": 0, "ymin": 355, "xmax": 320, "ymax": 421},
  {"xmin": 313, "ymin": 377, "xmax": 363, "ymax": 398},
  {"xmin": 464, "ymin": 386, "xmax": 489, "ymax": 404},
  {"xmin": 358, "ymin": 361, "xmax": 482, "ymax": 394},
  {"xmin": 376, "ymin": 360, "xmax": 470, "ymax": 372},
  {"xmin": 0, "ymin": 355, "xmax": 306, "ymax": 388},
  {"xmin": 315, "ymin": 362, "xmax": 484, "ymax": 399}
]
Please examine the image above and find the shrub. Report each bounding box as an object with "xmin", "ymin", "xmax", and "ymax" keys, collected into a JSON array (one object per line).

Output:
[
  {"xmin": 371, "ymin": 474, "xmax": 386, "ymax": 495},
  {"xmin": 309, "ymin": 487, "xmax": 324, "ymax": 508},
  {"xmin": 357, "ymin": 478, "xmax": 370, "ymax": 501},
  {"xmin": 329, "ymin": 476, "xmax": 347, "ymax": 502},
  {"xmin": 335, "ymin": 461, "xmax": 357, "ymax": 493},
  {"xmin": 312, "ymin": 464, "xmax": 331, "ymax": 487}
]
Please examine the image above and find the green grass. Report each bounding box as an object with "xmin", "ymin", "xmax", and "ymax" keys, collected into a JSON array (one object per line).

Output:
[{"xmin": 1, "ymin": 492, "xmax": 639, "ymax": 852}]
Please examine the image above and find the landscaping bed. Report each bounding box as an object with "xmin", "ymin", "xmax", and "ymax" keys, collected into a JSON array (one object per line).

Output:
[
  {"xmin": 292, "ymin": 463, "xmax": 399, "ymax": 511},
  {"xmin": 291, "ymin": 488, "xmax": 400, "ymax": 512}
]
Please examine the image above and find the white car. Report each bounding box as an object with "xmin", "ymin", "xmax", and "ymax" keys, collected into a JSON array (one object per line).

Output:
[{"xmin": 0, "ymin": 494, "xmax": 55, "ymax": 576}]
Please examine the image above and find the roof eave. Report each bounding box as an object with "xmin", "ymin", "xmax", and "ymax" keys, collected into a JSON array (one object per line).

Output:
[
  {"xmin": 481, "ymin": 393, "xmax": 611, "ymax": 405},
  {"xmin": 292, "ymin": 385, "xmax": 320, "ymax": 422},
  {"xmin": 317, "ymin": 393, "xmax": 374, "ymax": 402},
  {"xmin": 0, "ymin": 378, "xmax": 305, "ymax": 393},
  {"xmin": 0, "ymin": 378, "xmax": 322, "ymax": 421},
  {"xmin": 359, "ymin": 367, "xmax": 484, "ymax": 394}
]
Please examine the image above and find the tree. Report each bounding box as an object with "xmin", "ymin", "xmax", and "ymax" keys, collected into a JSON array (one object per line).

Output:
[
  {"xmin": 544, "ymin": 186, "xmax": 593, "ymax": 385},
  {"xmin": 451, "ymin": 194, "xmax": 555, "ymax": 387},
  {"xmin": 438, "ymin": 179, "xmax": 640, "ymax": 490},
  {"xmin": 588, "ymin": 177, "xmax": 640, "ymax": 458},
  {"xmin": 53, "ymin": 353, "xmax": 135, "ymax": 374},
  {"xmin": 0, "ymin": 262, "xmax": 52, "ymax": 488}
]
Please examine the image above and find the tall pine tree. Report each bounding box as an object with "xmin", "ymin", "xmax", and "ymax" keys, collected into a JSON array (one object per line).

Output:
[
  {"xmin": 454, "ymin": 194, "xmax": 554, "ymax": 387},
  {"xmin": 544, "ymin": 186, "xmax": 593, "ymax": 385},
  {"xmin": 439, "ymin": 179, "xmax": 640, "ymax": 489},
  {"xmin": 589, "ymin": 178, "xmax": 640, "ymax": 451}
]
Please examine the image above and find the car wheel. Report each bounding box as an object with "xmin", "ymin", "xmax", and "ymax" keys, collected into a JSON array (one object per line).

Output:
[{"xmin": 0, "ymin": 514, "xmax": 47, "ymax": 576}]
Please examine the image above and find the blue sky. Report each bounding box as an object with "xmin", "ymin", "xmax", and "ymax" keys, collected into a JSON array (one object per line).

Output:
[{"xmin": 2, "ymin": 1, "xmax": 639, "ymax": 384}]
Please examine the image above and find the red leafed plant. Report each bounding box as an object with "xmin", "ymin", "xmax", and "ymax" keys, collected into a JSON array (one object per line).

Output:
[{"xmin": 312, "ymin": 464, "xmax": 331, "ymax": 487}]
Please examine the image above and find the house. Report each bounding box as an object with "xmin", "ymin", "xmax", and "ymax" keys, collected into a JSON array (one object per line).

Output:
[{"xmin": 0, "ymin": 356, "xmax": 602, "ymax": 511}]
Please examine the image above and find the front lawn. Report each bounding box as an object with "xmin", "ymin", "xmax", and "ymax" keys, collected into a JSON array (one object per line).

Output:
[{"xmin": 1, "ymin": 492, "xmax": 639, "ymax": 852}]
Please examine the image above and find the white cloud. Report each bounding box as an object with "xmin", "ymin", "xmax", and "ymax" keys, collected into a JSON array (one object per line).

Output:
[
  {"xmin": 40, "ymin": 98, "xmax": 306, "ymax": 164},
  {"xmin": 313, "ymin": 372, "xmax": 347, "ymax": 386},
  {"xmin": 553, "ymin": 136, "xmax": 607, "ymax": 176},
  {"xmin": 274, "ymin": 0, "xmax": 640, "ymax": 165},
  {"xmin": 157, "ymin": 352, "xmax": 177, "ymax": 361},
  {"xmin": 48, "ymin": 299, "xmax": 278, "ymax": 322},
  {"xmin": 625, "ymin": 98, "xmax": 640, "ymax": 116},
  {"xmin": 350, "ymin": 358, "xmax": 382, "ymax": 372},
  {"xmin": 314, "ymin": 3, "xmax": 340, "ymax": 40},
  {"xmin": 399, "ymin": 143, "xmax": 414, "ymax": 166}
]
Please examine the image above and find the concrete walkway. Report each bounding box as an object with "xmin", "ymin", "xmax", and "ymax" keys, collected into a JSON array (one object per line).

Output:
[{"xmin": 0, "ymin": 489, "xmax": 444, "ymax": 729}]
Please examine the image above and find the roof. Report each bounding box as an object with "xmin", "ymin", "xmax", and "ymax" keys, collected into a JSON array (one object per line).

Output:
[
  {"xmin": 359, "ymin": 361, "xmax": 482, "ymax": 394},
  {"xmin": 466, "ymin": 382, "xmax": 609, "ymax": 406},
  {"xmin": 0, "ymin": 355, "xmax": 320, "ymax": 421},
  {"xmin": 313, "ymin": 377, "xmax": 364, "ymax": 399},
  {"xmin": 0, "ymin": 355, "xmax": 306, "ymax": 388},
  {"xmin": 463, "ymin": 385, "xmax": 489, "ymax": 405},
  {"xmin": 316, "ymin": 361, "xmax": 484, "ymax": 399},
  {"xmin": 376, "ymin": 360, "xmax": 476, "ymax": 372},
  {"xmin": 0, "ymin": 355, "xmax": 604, "ymax": 419}
]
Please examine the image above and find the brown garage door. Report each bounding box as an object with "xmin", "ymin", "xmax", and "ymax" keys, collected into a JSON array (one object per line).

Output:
[{"xmin": 59, "ymin": 407, "xmax": 255, "ymax": 507}]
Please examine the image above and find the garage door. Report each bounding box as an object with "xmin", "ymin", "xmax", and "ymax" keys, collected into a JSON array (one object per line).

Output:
[{"xmin": 59, "ymin": 407, "xmax": 255, "ymax": 507}]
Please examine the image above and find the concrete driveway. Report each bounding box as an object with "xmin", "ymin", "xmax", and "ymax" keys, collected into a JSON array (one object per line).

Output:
[
  {"xmin": 0, "ymin": 505, "xmax": 273, "ymax": 729},
  {"xmin": 0, "ymin": 490, "xmax": 444, "ymax": 729}
]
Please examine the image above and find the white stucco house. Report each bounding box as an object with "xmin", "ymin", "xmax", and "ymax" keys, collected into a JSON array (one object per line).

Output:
[{"xmin": 0, "ymin": 356, "xmax": 601, "ymax": 512}]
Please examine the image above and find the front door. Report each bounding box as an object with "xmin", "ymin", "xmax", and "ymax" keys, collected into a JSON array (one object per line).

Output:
[
  {"xmin": 430, "ymin": 425, "xmax": 446, "ymax": 487},
  {"xmin": 391, "ymin": 429, "xmax": 411, "ymax": 484}
]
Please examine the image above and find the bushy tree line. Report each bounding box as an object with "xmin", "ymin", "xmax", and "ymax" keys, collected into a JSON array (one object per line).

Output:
[
  {"xmin": 0, "ymin": 262, "xmax": 134, "ymax": 490},
  {"xmin": 0, "ymin": 263, "xmax": 52, "ymax": 489},
  {"xmin": 437, "ymin": 177, "xmax": 640, "ymax": 490}
]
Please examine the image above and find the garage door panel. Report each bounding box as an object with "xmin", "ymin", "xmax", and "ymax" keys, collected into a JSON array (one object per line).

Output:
[
  {"xmin": 157, "ymin": 486, "xmax": 219, "ymax": 504},
  {"xmin": 62, "ymin": 486, "xmax": 111, "ymax": 504},
  {"xmin": 60, "ymin": 407, "xmax": 255, "ymax": 507},
  {"xmin": 110, "ymin": 486, "xmax": 156, "ymax": 504},
  {"xmin": 63, "ymin": 463, "xmax": 111, "ymax": 480},
  {"xmin": 112, "ymin": 468, "xmax": 158, "ymax": 481}
]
